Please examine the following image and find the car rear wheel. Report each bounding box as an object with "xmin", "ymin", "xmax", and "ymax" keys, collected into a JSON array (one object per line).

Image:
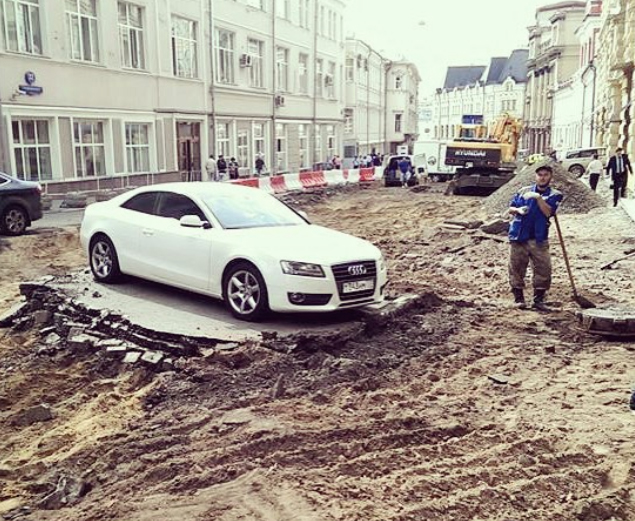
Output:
[
  {"xmin": 89, "ymin": 235, "xmax": 122, "ymax": 283},
  {"xmin": 1, "ymin": 205, "xmax": 28, "ymax": 236},
  {"xmin": 568, "ymin": 164, "xmax": 584, "ymax": 177},
  {"xmin": 223, "ymin": 262, "xmax": 269, "ymax": 321}
]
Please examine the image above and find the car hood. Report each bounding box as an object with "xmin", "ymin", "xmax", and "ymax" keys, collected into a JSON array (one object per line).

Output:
[{"xmin": 227, "ymin": 224, "xmax": 380, "ymax": 264}]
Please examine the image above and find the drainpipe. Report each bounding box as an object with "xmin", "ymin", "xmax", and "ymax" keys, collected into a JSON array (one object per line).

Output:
[
  {"xmin": 271, "ymin": 0, "xmax": 277, "ymax": 174},
  {"xmin": 383, "ymin": 60, "xmax": 391, "ymax": 153},
  {"xmin": 208, "ymin": 0, "xmax": 217, "ymax": 156},
  {"xmin": 312, "ymin": 0, "xmax": 318, "ymax": 166},
  {"xmin": 589, "ymin": 62, "xmax": 596, "ymax": 147},
  {"xmin": 0, "ymin": 93, "xmax": 9, "ymax": 173},
  {"xmin": 366, "ymin": 49, "xmax": 371, "ymax": 155}
]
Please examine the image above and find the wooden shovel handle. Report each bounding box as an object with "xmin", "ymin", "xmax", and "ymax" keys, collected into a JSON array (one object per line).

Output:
[{"xmin": 553, "ymin": 214, "xmax": 579, "ymax": 298}]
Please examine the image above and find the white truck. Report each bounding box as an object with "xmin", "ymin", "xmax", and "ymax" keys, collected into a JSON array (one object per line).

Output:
[{"xmin": 412, "ymin": 140, "xmax": 456, "ymax": 182}]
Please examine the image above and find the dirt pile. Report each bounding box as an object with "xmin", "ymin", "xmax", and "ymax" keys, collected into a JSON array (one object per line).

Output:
[{"xmin": 483, "ymin": 160, "xmax": 606, "ymax": 216}]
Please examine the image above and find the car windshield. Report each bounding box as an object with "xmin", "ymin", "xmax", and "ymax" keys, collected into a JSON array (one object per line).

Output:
[{"xmin": 202, "ymin": 191, "xmax": 307, "ymax": 229}]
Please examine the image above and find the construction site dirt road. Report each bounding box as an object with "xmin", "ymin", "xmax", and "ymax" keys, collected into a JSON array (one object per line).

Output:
[{"xmin": 1, "ymin": 179, "xmax": 635, "ymax": 521}]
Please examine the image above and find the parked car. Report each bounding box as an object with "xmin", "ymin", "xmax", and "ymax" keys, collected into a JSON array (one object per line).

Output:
[
  {"xmin": 382, "ymin": 155, "xmax": 426, "ymax": 187},
  {"xmin": 80, "ymin": 182, "xmax": 388, "ymax": 321},
  {"xmin": 560, "ymin": 147, "xmax": 608, "ymax": 177},
  {"xmin": 0, "ymin": 172, "xmax": 43, "ymax": 236}
]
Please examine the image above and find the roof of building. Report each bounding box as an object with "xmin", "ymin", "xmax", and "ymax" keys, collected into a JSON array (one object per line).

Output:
[
  {"xmin": 495, "ymin": 49, "xmax": 529, "ymax": 83},
  {"xmin": 536, "ymin": 1, "xmax": 586, "ymax": 13},
  {"xmin": 486, "ymin": 58, "xmax": 508, "ymax": 84},
  {"xmin": 443, "ymin": 66, "xmax": 486, "ymax": 90}
]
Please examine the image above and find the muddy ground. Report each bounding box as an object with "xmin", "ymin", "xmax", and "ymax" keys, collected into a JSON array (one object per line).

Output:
[{"xmin": 1, "ymin": 181, "xmax": 635, "ymax": 521}]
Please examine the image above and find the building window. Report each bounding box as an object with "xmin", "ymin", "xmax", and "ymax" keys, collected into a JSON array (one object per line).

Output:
[
  {"xmin": 275, "ymin": 123, "xmax": 287, "ymax": 172},
  {"xmin": 276, "ymin": 46, "xmax": 288, "ymax": 91},
  {"xmin": 171, "ymin": 16, "xmax": 197, "ymax": 79},
  {"xmin": 244, "ymin": 0, "xmax": 265, "ymax": 10},
  {"xmin": 344, "ymin": 110, "xmax": 353, "ymax": 134},
  {"xmin": 325, "ymin": 61, "xmax": 335, "ymax": 98},
  {"xmin": 298, "ymin": 53, "xmax": 308, "ymax": 94},
  {"xmin": 73, "ymin": 120, "xmax": 105, "ymax": 178},
  {"xmin": 299, "ymin": 0, "xmax": 309, "ymax": 28},
  {"xmin": 345, "ymin": 57, "xmax": 354, "ymax": 82},
  {"xmin": 2, "ymin": 0, "xmax": 41, "ymax": 54},
  {"xmin": 247, "ymin": 38, "xmax": 264, "ymax": 88},
  {"xmin": 394, "ymin": 113, "xmax": 402, "ymax": 132},
  {"xmin": 314, "ymin": 124, "xmax": 321, "ymax": 162},
  {"xmin": 275, "ymin": 0, "xmax": 288, "ymax": 19},
  {"xmin": 318, "ymin": 5, "xmax": 324, "ymax": 35},
  {"xmin": 395, "ymin": 75, "xmax": 402, "ymax": 89},
  {"xmin": 216, "ymin": 122, "xmax": 231, "ymax": 158},
  {"xmin": 66, "ymin": 0, "xmax": 99, "ymax": 62},
  {"xmin": 298, "ymin": 124, "xmax": 308, "ymax": 169},
  {"xmin": 237, "ymin": 130, "xmax": 248, "ymax": 168},
  {"xmin": 253, "ymin": 122, "xmax": 265, "ymax": 160},
  {"xmin": 315, "ymin": 58, "xmax": 323, "ymax": 97},
  {"xmin": 118, "ymin": 2, "xmax": 145, "ymax": 69},
  {"xmin": 215, "ymin": 28, "xmax": 234, "ymax": 84},
  {"xmin": 326, "ymin": 125, "xmax": 335, "ymax": 159},
  {"xmin": 125, "ymin": 123, "xmax": 150, "ymax": 173},
  {"xmin": 11, "ymin": 119, "xmax": 51, "ymax": 181}
]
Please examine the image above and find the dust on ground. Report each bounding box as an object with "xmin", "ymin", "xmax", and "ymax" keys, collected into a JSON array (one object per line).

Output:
[{"xmin": 1, "ymin": 180, "xmax": 635, "ymax": 521}]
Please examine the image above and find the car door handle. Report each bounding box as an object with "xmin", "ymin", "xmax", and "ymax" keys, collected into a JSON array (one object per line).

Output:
[{"xmin": 142, "ymin": 228, "xmax": 154, "ymax": 236}]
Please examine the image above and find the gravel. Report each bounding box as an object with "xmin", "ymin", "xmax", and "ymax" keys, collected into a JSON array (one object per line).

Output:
[{"xmin": 482, "ymin": 160, "xmax": 606, "ymax": 216}]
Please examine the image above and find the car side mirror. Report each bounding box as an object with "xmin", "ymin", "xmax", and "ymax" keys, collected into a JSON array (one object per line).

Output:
[{"xmin": 180, "ymin": 215, "xmax": 211, "ymax": 229}]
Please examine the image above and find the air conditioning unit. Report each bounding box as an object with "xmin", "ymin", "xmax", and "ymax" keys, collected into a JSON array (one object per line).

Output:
[
  {"xmin": 239, "ymin": 54, "xmax": 253, "ymax": 67},
  {"xmin": 324, "ymin": 74, "xmax": 334, "ymax": 87},
  {"xmin": 275, "ymin": 94, "xmax": 285, "ymax": 107}
]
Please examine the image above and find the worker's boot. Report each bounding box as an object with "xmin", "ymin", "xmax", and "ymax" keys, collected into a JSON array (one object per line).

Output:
[
  {"xmin": 512, "ymin": 288, "xmax": 527, "ymax": 309},
  {"xmin": 532, "ymin": 290, "xmax": 549, "ymax": 311}
]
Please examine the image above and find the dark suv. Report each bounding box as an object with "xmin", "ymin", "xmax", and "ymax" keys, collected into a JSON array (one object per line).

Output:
[{"xmin": 0, "ymin": 172, "xmax": 43, "ymax": 235}]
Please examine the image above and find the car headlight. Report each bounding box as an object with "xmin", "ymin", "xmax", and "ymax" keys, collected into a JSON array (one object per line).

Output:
[{"xmin": 280, "ymin": 261, "xmax": 325, "ymax": 277}]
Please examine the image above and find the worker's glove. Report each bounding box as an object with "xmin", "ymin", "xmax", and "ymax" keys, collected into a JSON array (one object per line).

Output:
[
  {"xmin": 522, "ymin": 191, "xmax": 541, "ymax": 200},
  {"xmin": 516, "ymin": 206, "xmax": 529, "ymax": 215}
]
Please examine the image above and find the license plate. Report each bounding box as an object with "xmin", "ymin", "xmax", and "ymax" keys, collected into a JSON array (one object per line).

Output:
[{"xmin": 342, "ymin": 279, "xmax": 374, "ymax": 293}]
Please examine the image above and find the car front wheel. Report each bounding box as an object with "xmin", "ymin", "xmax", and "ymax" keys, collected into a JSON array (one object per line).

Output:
[
  {"xmin": 89, "ymin": 235, "xmax": 122, "ymax": 283},
  {"xmin": 568, "ymin": 164, "xmax": 584, "ymax": 177},
  {"xmin": 223, "ymin": 262, "xmax": 269, "ymax": 321},
  {"xmin": 1, "ymin": 205, "xmax": 28, "ymax": 236}
]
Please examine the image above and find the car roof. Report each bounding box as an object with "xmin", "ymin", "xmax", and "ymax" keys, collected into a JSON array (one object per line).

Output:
[{"xmin": 129, "ymin": 181, "xmax": 265, "ymax": 198}]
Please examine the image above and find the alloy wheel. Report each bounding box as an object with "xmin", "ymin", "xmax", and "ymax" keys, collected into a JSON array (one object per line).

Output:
[{"xmin": 227, "ymin": 269, "xmax": 262, "ymax": 316}]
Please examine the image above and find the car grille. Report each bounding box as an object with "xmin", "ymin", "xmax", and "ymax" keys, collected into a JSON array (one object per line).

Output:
[{"xmin": 331, "ymin": 260, "xmax": 377, "ymax": 301}]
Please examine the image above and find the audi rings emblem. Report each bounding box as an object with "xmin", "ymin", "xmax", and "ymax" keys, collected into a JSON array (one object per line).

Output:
[{"xmin": 348, "ymin": 264, "xmax": 367, "ymax": 276}]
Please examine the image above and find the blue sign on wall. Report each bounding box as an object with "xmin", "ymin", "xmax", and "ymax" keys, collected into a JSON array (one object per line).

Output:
[
  {"xmin": 461, "ymin": 114, "xmax": 483, "ymax": 125},
  {"xmin": 18, "ymin": 70, "xmax": 43, "ymax": 95}
]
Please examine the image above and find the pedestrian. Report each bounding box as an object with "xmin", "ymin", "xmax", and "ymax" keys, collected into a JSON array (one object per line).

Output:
[
  {"xmin": 228, "ymin": 157, "xmax": 239, "ymax": 180},
  {"xmin": 398, "ymin": 156, "xmax": 411, "ymax": 188},
  {"xmin": 373, "ymin": 154, "xmax": 382, "ymax": 167},
  {"xmin": 255, "ymin": 154, "xmax": 266, "ymax": 177},
  {"xmin": 353, "ymin": 156, "xmax": 360, "ymax": 169},
  {"xmin": 606, "ymin": 147, "xmax": 633, "ymax": 206},
  {"xmin": 585, "ymin": 153, "xmax": 604, "ymax": 192},
  {"xmin": 217, "ymin": 155, "xmax": 227, "ymax": 181},
  {"xmin": 332, "ymin": 155, "xmax": 342, "ymax": 169},
  {"xmin": 507, "ymin": 165, "xmax": 563, "ymax": 311},
  {"xmin": 205, "ymin": 154, "xmax": 218, "ymax": 181}
]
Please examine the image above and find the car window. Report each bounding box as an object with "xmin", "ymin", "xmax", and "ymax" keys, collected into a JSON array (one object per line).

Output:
[
  {"xmin": 202, "ymin": 191, "xmax": 306, "ymax": 229},
  {"xmin": 120, "ymin": 192, "xmax": 159, "ymax": 215},
  {"xmin": 157, "ymin": 192, "xmax": 207, "ymax": 221},
  {"xmin": 578, "ymin": 149, "xmax": 595, "ymax": 158}
]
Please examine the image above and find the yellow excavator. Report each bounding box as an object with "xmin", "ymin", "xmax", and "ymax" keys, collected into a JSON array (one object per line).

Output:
[{"xmin": 445, "ymin": 113, "xmax": 522, "ymax": 195}]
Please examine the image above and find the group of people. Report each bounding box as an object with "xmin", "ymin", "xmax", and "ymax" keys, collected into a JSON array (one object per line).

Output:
[
  {"xmin": 205, "ymin": 154, "xmax": 267, "ymax": 182},
  {"xmin": 584, "ymin": 147, "xmax": 633, "ymax": 206},
  {"xmin": 508, "ymin": 147, "xmax": 632, "ymax": 311},
  {"xmin": 352, "ymin": 154, "xmax": 382, "ymax": 169}
]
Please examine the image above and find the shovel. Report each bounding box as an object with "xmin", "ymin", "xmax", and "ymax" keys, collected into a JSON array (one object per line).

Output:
[{"xmin": 552, "ymin": 214, "xmax": 596, "ymax": 309}]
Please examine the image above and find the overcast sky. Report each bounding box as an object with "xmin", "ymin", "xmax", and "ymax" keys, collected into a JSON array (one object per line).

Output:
[{"xmin": 344, "ymin": 0, "xmax": 553, "ymax": 96}]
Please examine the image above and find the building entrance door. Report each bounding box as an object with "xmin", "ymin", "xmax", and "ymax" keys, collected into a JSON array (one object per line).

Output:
[{"xmin": 176, "ymin": 121, "xmax": 201, "ymax": 181}]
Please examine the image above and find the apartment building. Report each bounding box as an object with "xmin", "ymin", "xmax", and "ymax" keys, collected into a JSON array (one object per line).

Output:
[
  {"xmin": 385, "ymin": 60, "xmax": 420, "ymax": 154},
  {"xmin": 551, "ymin": 0, "xmax": 602, "ymax": 152},
  {"xmin": 595, "ymin": 0, "xmax": 634, "ymax": 159},
  {"xmin": 524, "ymin": 1, "xmax": 586, "ymax": 155},
  {"xmin": 0, "ymin": 0, "xmax": 346, "ymax": 192},
  {"xmin": 432, "ymin": 50, "xmax": 528, "ymax": 141}
]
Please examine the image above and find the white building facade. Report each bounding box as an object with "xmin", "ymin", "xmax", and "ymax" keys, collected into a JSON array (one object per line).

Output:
[
  {"xmin": 0, "ymin": 0, "xmax": 347, "ymax": 193},
  {"xmin": 432, "ymin": 50, "xmax": 528, "ymax": 142},
  {"xmin": 343, "ymin": 39, "xmax": 420, "ymax": 161}
]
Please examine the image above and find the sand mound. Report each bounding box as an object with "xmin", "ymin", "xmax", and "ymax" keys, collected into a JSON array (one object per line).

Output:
[{"xmin": 483, "ymin": 160, "xmax": 606, "ymax": 215}]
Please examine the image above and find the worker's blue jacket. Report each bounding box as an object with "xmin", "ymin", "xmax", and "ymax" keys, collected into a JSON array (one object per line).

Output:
[{"xmin": 508, "ymin": 184, "xmax": 563, "ymax": 243}]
